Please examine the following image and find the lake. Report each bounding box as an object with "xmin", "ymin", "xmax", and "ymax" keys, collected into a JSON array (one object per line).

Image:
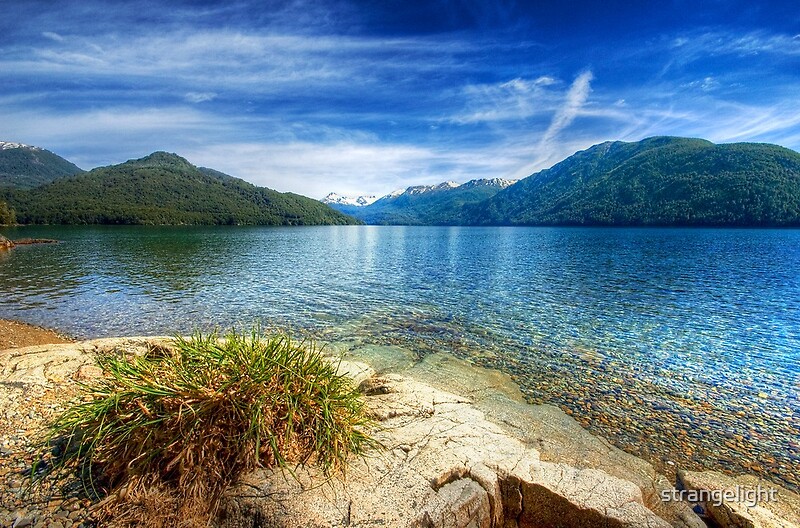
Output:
[{"xmin": 1, "ymin": 225, "xmax": 798, "ymax": 489}]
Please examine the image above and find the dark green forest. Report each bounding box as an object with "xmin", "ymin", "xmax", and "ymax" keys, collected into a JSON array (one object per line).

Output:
[
  {"xmin": 463, "ymin": 137, "xmax": 800, "ymax": 227},
  {"xmin": 2, "ymin": 152, "xmax": 359, "ymax": 226},
  {"xmin": 0, "ymin": 200, "xmax": 15, "ymax": 225}
]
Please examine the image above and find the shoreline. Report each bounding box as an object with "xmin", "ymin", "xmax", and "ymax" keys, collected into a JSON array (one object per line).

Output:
[
  {"xmin": 1, "ymin": 321, "xmax": 798, "ymax": 527},
  {"xmin": 0, "ymin": 317, "xmax": 794, "ymax": 492},
  {"xmin": 0, "ymin": 334, "xmax": 798, "ymax": 527},
  {"xmin": 328, "ymin": 335, "xmax": 795, "ymax": 491}
]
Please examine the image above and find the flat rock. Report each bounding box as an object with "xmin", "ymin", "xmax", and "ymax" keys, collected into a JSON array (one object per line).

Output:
[
  {"xmin": 0, "ymin": 337, "xmax": 170, "ymax": 385},
  {"xmin": 344, "ymin": 348, "xmax": 705, "ymax": 528},
  {"xmin": 220, "ymin": 374, "xmax": 677, "ymax": 528}
]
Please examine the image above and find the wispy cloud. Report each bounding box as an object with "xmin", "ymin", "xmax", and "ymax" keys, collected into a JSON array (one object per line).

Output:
[
  {"xmin": 184, "ymin": 92, "xmax": 217, "ymax": 104},
  {"xmin": 41, "ymin": 31, "xmax": 64, "ymax": 42},
  {"xmin": 2, "ymin": 30, "xmax": 475, "ymax": 94},
  {"xmin": 451, "ymin": 76, "xmax": 563, "ymax": 124},
  {"xmin": 0, "ymin": 106, "xmax": 232, "ymax": 169},
  {"xmin": 540, "ymin": 71, "xmax": 593, "ymax": 146},
  {"xmin": 672, "ymin": 30, "xmax": 800, "ymax": 58},
  {"xmin": 525, "ymin": 70, "xmax": 594, "ymax": 169},
  {"xmin": 682, "ymin": 76, "xmax": 720, "ymax": 92}
]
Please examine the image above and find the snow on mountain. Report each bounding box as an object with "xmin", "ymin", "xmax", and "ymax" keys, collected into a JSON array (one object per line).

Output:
[
  {"xmin": 325, "ymin": 179, "xmax": 518, "ymax": 207},
  {"xmin": 322, "ymin": 192, "xmax": 379, "ymax": 207},
  {"xmin": 462, "ymin": 178, "xmax": 518, "ymax": 189},
  {"xmin": 0, "ymin": 141, "xmax": 42, "ymax": 151},
  {"xmin": 404, "ymin": 181, "xmax": 461, "ymax": 195}
]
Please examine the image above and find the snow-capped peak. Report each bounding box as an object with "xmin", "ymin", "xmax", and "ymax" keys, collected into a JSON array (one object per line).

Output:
[
  {"xmin": 404, "ymin": 181, "xmax": 462, "ymax": 195},
  {"xmin": 322, "ymin": 192, "xmax": 379, "ymax": 207},
  {"xmin": 325, "ymin": 178, "xmax": 517, "ymax": 207},
  {"xmin": 0, "ymin": 141, "xmax": 41, "ymax": 151},
  {"xmin": 463, "ymin": 178, "xmax": 518, "ymax": 189}
]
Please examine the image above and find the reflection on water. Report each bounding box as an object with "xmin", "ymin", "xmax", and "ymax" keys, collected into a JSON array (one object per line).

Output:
[{"xmin": 0, "ymin": 225, "xmax": 798, "ymax": 488}]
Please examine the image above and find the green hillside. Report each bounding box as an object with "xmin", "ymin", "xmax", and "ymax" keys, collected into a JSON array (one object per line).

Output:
[
  {"xmin": 465, "ymin": 137, "xmax": 800, "ymax": 227},
  {"xmin": 3, "ymin": 152, "xmax": 359, "ymax": 226},
  {"xmin": 0, "ymin": 142, "xmax": 84, "ymax": 189}
]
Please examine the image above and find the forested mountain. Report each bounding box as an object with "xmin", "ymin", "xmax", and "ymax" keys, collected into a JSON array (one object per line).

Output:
[
  {"xmin": 4, "ymin": 137, "xmax": 798, "ymax": 227},
  {"xmin": 0, "ymin": 142, "xmax": 84, "ymax": 189},
  {"xmin": 463, "ymin": 137, "xmax": 800, "ymax": 227},
  {"xmin": 2, "ymin": 152, "xmax": 359, "ymax": 226}
]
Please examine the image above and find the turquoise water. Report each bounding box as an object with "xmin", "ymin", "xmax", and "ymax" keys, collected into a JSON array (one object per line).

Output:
[{"xmin": 1, "ymin": 225, "xmax": 798, "ymax": 488}]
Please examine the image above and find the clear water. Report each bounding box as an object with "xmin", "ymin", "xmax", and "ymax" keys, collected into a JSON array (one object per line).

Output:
[{"xmin": 1, "ymin": 225, "xmax": 798, "ymax": 488}]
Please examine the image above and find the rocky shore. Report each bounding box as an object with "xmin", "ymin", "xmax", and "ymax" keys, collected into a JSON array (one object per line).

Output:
[
  {"xmin": 0, "ymin": 235, "xmax": 58, "ymax": 250},
  {"xmin": 1, "ymin": 337, "xmax": 798, "ymax": 527}
]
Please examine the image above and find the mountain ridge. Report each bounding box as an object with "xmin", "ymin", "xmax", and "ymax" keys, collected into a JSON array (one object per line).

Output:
[
  {"xmin": 0, "ymin": 141, "xmax": 84, "ymax": 189},
  {"xmin": 325, "ymin": 178, "xmax": 517, "ymax": 224},
  {"xmin": 3, "ymin": 151, "xmax": 359, "ymax": 226},
  {"xmin": 3, "ymin": 137, "xmax": 799, "ymax": 227},
  {"xmin": 463, "ymin": 136, "xmax": 800, "ymax": 226}
]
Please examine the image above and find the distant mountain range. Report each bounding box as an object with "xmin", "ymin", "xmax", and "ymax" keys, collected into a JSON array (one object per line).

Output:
[
  {"xmin": 0, "ymin": 142, "xmax": 84, "ymax": 189},
  {"xmin": 324, "ymin": 178, "xmax": 517, "ymax": 225},
  {"xmin": 3, "ymin": 136, "xmax": 800, "ymax": 228},
  {"xmin": 1, "ymin": 150, "xmax": 358, "ymax": 226},
  {"xmin": 325, "ymin": 137, "xmax": 800, "ymax": 227}
]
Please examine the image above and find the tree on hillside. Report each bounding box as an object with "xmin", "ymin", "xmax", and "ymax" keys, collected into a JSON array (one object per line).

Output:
[{"xmin": 0, "ymin": 201, "xmax": 16, "ymax": 225}]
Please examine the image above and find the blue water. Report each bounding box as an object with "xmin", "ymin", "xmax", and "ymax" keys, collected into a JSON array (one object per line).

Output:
[{"xmin": 1, "ymin": 225, "xmax": 798, "ymax": 487}]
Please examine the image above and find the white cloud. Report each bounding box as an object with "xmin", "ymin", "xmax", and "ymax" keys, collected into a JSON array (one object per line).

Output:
[
  {"xmin": 699, "ymin": 102, "xmax": 800, "ymax": 144},
  {"xmin": 682, "ymin": 76, "xmax": 720, "ymax": 92},
  {"xmin": 1, "ymin": 29, "xmax": 474, "ymax": 96},
  {"xmin": 534, "ymin": 76, "xmax": 557, "ymax": 86},
  {"xmin": 534, "ymin": 71, "xmax": 594, "ymax": 160},
  {"xmin": 668, "ymin": 30, "xmax": 800, "ymax": 62},
  {"xmin": 184, "ymin": 92, "xmax": 217, "ymax": 103},
  {"xmin": 3, "ymin": 14, "xmax": 800, "ymax": 199},
  {"xmin": 42, "ymin": 31, "xmax": 64, "ymax": 42},
  {"xmin": 184, "ymin": 141, "xmax": 527, "ymax": 199},
  {"xmin": 451, "ymin": 77, "xmax": 562, "ymax": 124}
]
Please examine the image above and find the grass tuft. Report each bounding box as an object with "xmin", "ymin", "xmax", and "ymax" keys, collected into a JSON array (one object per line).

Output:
[{"xmin": 47, "ymin": 327, "xmax": 374, "ymax": 524}]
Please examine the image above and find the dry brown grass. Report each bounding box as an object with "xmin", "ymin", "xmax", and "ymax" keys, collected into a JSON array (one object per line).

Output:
[{"xmin": 45, "ymin": 328, "xmax": 374, "ymax": 526}]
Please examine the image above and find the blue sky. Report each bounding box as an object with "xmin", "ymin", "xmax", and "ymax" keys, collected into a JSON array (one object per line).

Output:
[{"xmin": 1, "ymin": 0, "xmax": 799, "ymax": 198}]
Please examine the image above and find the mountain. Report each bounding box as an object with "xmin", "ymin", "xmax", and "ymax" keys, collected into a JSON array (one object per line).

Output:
[
  {"xmin": 0, "ymin": 142, "xmax": 85, "ymax": 189},
  {"xmin": 3, "ymin": 152, "xmax": 359, "ymax": 226},
  {"xmin": 464, "ymin": 137, "xmax": 800, "ymax": 227},
  {"xmin": 327, "ymin": 178, "xmax": 517, "ymax": 225},
  {"xmin": 322, "ymin": 193, "xmax": 379, "ymax": 207}
]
